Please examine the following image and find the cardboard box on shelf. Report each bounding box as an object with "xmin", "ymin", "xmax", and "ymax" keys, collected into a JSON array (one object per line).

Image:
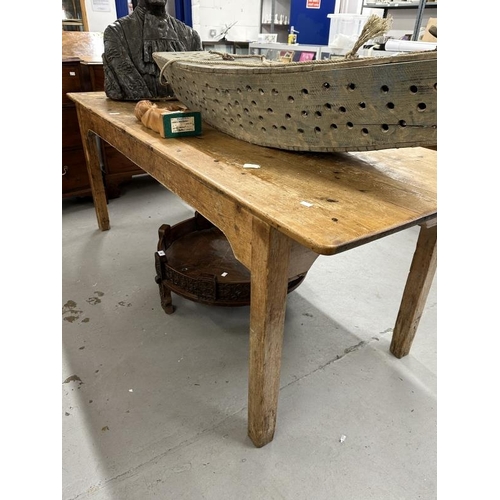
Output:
[{"xmin": 421, "ymin": 18, "xmax": 437, "ymax": 42}]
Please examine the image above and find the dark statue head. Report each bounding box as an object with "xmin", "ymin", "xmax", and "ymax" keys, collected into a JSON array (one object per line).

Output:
[
  {"xmin": 138, "ymin": 0, "xmax": 167, "ymax": 15},
  {"xmin": 103, "ymin": 0, "xmax": 202, "ymax": 100}
]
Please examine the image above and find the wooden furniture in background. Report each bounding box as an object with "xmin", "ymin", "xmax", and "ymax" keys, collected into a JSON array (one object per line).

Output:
[
  {"xmin": 62, "ymin": 0, "xmax": 88, "ymax": 31},
  {"xmin": 69, "ymin": 92, "xmax": 437, "ymax": 448},
  {"xmin": 154, "ymin": 212, "xmax": 307, "ymax": 313},
  {"xmin": 62, "ymin": 31, "xmax": 143, "ymax": 199}
]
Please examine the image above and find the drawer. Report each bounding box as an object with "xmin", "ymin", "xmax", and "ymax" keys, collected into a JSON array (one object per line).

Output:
[
  {"xmin": 62, "ymin": 107, "xmax": 84, "ymax": 149},
  {"xmin": 62, "ymin": 62, "xmax": 85, "ymax": 104},
  {"xmin": 62, "ymin": 148, "xmax": 91, "ymax": 195},
  {"xmin": 89, "ymin": 64, "xmax": 105, "ymax": 91}
]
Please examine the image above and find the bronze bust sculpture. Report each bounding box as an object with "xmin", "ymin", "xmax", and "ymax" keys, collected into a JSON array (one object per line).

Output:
[{"xmin": 103, "ymin": 0, "xmax": 202, "ymax": 100}]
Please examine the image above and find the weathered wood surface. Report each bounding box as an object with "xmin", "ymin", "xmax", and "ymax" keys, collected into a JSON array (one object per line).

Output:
[
  {"xmin": 67, "ymin": 92, "xmax": 436, "ymax": 257},
  {"xmin": 74, "ymin": 106, "xmax": 109, "ymax": 230},
  {"xmin": 390, "ymin": 223, "xmax": 437, "ymax": 358},
  {"xmin": 68, "ymin": 91, "xmax": 437, "ymax": 447},
  {"xmin": 153, "ymin": 50, "xmax": 437, "ymax": 152},
  {"xmin": 153, "ymin": 213, "xmax": 308, "ymax": 310},
  {"xmin": 248, "ymin": 218, "xmax": 292, "ymax": 447},
  {"xmin": 62, "ymin": 31, "xmax": 104, "ymax": 63}
]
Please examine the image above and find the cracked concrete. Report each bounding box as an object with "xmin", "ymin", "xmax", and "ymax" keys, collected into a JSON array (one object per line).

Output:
[{"xmin": 63, "ymin": 174, "xmax": 436, "ymax": 500}]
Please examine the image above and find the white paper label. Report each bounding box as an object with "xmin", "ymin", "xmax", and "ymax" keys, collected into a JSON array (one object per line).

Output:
[
  {"xmin": 91, "ymin": 0, "xmax": 111, "ymax": 12},
  {"xmin": 171, "ymin": 116, "xmax": 195, "ymax": 133}
]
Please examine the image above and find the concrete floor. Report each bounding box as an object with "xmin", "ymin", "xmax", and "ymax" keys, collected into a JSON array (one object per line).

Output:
[{"xmin": 62, "ymin": 174, "xmax": 437, "ymax": 500}]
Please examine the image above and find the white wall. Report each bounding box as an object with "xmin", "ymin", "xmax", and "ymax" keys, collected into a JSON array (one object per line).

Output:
[
  {"xmin": 82, "ymin": 0, "xmax": 435, "ymax": 42},
  {"xmin": 335, "ymin": 0, "xmax": 363, "ymax": 14},
  {"xmin": 83, "ymin": 0, "xmax": 261, "ymax": 41},
  {"xmin": 191, "ymin": 0, "xmax": 262, "ymax": 42},
  {"xmin": 83, "ymin": 0, "xmax": 118, "ymax": 32}
]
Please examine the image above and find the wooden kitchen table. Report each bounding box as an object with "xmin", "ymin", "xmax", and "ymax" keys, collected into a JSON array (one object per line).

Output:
[{"xmin": 69, "ymin": 92, "xmax": 437, "ymax": 448}]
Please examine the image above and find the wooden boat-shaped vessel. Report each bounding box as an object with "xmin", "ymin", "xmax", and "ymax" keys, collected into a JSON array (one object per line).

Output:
[{"xmin": 153, "ymin": 50, "xmax": 437, "ymax": 153}]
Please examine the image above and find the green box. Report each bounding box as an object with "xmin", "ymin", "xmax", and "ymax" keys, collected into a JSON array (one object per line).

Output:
[{"xmin": 161, "ymin": 110, "xmax": 202, "ymax": 138}]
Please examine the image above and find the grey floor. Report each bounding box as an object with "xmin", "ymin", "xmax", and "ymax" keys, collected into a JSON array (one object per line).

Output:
[{"xmin": 62, "ymin": 174, "xmax": 437, "ymax": 500}]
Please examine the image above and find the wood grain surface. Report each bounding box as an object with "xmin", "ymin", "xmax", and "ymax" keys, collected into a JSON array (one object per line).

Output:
[
  {"xmin": 69, "ymin": 91, "xmax": 437, "ymax": 447},
  {"xmin": 68, "ymin": 92, "xmax": 437, "ymax": 256}
]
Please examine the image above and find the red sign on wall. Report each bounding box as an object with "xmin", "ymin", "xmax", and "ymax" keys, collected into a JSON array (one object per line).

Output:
[{"xmin": 306, "ymin": 0, "xmax": 321, "ymax": 8}]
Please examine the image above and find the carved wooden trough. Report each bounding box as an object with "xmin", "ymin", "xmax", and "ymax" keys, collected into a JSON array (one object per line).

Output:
[
  {"xmin": 153, "ymin": 50, "xmax": 437, "ymax": 152},
  {"xmin": 154, "ymin": 212, "xmax": 307, "ymax": 313}
]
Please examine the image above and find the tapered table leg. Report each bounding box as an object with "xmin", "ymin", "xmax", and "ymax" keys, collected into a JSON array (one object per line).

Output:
[
  {"xmin": 390, "ymin": 223, "xmax": 437, "ymax": 358},
  {"xmin": 77, "ymin": 108, "xmax": 110, "ymax": 231},
  {"xmin": 248, "ymin": 218, "xmax": 292, "ymax": 447}
]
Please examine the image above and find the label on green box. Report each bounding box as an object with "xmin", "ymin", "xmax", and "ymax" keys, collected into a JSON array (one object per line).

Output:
[
  {"xmin": 171, "ymin": 116, "xmax": 195, "ymax": 133},
  {"xmin": 162, "ymin": 111, "xmax": 202, "ymax": 138}
]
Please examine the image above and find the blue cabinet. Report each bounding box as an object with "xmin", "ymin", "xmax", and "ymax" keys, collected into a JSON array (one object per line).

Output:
[{"xmin": 289, "ymin": 0, "xmax": 336, "ymax": 45}]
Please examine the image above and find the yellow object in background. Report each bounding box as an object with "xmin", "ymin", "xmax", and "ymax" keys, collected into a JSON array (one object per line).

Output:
[{"xmin": 288, "ymin": 26, "xmax": 298, "ymax": 45}]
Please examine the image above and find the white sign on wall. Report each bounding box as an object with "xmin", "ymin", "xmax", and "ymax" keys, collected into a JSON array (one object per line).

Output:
[{"xmin": 92, "ymin": 0, "xmax": 111, "ymax": 12}]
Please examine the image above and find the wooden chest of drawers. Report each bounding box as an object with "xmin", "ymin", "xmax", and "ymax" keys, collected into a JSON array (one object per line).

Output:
[{"xmin": 62, "ymin": 32, "xmax": 144, "ymax": 199}]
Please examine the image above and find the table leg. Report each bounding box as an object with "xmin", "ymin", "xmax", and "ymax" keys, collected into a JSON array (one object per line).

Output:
[
  {"xmin": 248, "ymin": 218, "xmax": 292, "ymax": 447},
  {"xmin": 390, "ymin": 223, "xmax": 437, "ymax": 358},
  {"xmin": 77, "ymin": 108, "xmax": 110, "ymax": 231}
]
